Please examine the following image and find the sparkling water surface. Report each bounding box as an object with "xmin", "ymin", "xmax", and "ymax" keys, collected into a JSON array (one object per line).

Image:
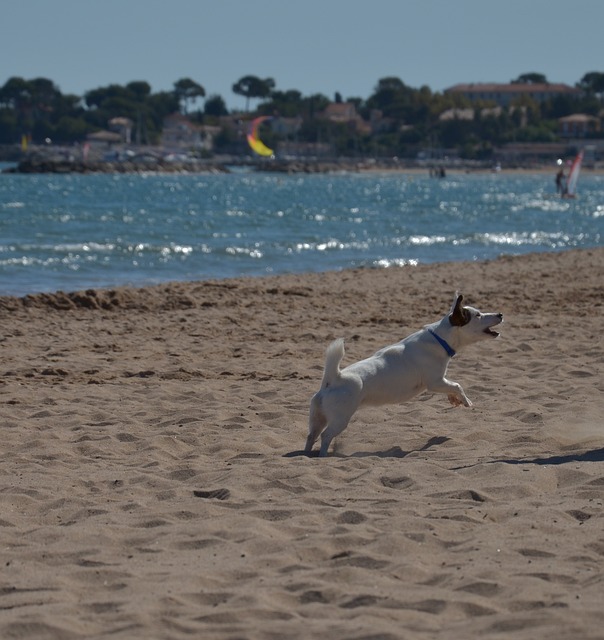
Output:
[{"xmin": 1, "ymin": 168, "xmax": 602, "ymax": 296}]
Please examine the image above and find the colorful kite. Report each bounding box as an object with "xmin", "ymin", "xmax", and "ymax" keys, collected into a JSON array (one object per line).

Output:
[{"xmin": 247, "ymin": 116, "xmax": 274, "ymax": 157}]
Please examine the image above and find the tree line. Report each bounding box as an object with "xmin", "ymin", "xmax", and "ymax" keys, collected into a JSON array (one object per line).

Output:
[{"xmin": 1, "ymin": 72, "xmax": 603, "ymax": 159}]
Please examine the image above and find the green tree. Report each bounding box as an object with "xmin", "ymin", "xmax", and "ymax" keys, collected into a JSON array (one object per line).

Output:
[
  {"xmin": 53, "ymin": 116, "xmax": 94, "ymax": 142},
  {"xmin": 83, "ymin": 83, "xmax": 177, "ymax": 144},
  {"xmin": 0, "ymin": 77, "xmax": 31, "ymax": 111},
  {"xmin": 368, "ymin": 77, "xmax": 407, "ymax": 110},
  {"xmin": 204, "ymin": 94, "xmax": 228, "ymax": 117},
  {"xmin": 0, "ymin": 76, "xmax": 73, "ymax": 141},
  {"xmin": 578, "ymin": 72, "xmax": 604, "ymax": 106},
  {"xmin": 260, "ymin": 89, "xmax": 303, "ymax": 117},
  {"xmin": 147, "ymin": 91, "xmax": 180, "ymax": 121},
  {"xmin": 301, "ymin": 93, "xmax": 330, "ymax": 120},
  {"xmin": 126, "ymin": 81, "xmax": 152, "ymax": 101},
  {"xmin": 173, "ymin": 78, "xmax": 205, "ymax": 114},
  {"xmin": 144, "ymin": 91, "xmax": 180, "ymax": 142},
  {"xmin": 0, "ymin": 77, "xmax": 34, "ymax": 135},
  {"xmin": 28, "ymin": 77, "xmax": 61, "ymax": 116},
  {"xmin": 366, "ymin": 77, "xmax": 415, "ymax": 121},
  {"xmin": 232, "ymin": 75, "xmax": 275, "ymax": 111},
  {"xmin": 0, "ymin": 108, "xmax": 18, "ymax": 143},
  {"xmin": 511, "ymin": 73, "xmax": 548, "ymax": 84}
]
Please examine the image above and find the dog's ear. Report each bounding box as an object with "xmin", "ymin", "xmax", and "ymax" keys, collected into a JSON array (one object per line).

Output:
[{"xmin": 449, "ymin": 293, "xmax": 470, "ymax": 326}]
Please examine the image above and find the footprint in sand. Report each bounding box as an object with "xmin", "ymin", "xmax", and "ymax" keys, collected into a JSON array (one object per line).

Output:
[
  {"xmin": 193, "ymin": 488, "xmax": 230, "ymax": 500},
  {"xmin": 380, "ymin": 476, "xmax": 415, "ymax": 490}
]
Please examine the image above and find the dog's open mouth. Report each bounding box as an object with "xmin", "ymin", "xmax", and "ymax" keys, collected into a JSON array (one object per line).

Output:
[{"xmin": 484, "ymin": 326, "xmax": 500, "ymax": 337}]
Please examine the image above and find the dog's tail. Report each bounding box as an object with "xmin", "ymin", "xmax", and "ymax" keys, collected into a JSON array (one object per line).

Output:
[{"xmin": 320, "ymin": 338, "xmax": 345, "ymax": 389}]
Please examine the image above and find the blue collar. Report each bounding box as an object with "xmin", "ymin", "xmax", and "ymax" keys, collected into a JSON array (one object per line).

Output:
[{"xmin": 428, "ymin": 328, "xmax": 456, "ymax": 358}]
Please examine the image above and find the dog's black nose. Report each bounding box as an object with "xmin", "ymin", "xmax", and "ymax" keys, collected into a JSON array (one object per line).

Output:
[{"xmin": 497, "ymin": 313, "xmax": 503, "ymax": 320}]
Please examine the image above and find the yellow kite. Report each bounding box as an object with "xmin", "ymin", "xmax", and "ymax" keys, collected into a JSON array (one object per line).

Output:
[{"xmin": 247, "ymin": 116, "xmax": 274, "ymax": 157}]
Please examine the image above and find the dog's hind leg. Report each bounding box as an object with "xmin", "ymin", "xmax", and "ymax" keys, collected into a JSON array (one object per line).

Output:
[
  {"xmin": 305, "ymin": 394, "xmax": 327, "ymax": 454},
  {"xmin": 319, "ymin": 417, "xmax": 351, "ymax": 457}
]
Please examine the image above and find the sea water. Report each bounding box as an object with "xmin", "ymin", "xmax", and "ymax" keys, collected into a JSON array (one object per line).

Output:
[{"xmin": 0, "ymin": 167, "xmax": 602, "ymax": 296}]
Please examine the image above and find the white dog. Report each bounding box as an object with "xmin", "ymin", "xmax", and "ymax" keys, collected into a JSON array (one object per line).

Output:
[{"xmin": 306, "ymin": 294, "xmax": 503, "ymax": 456}]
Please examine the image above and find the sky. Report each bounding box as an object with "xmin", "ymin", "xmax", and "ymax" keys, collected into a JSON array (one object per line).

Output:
[{"xmin": 2, "ymin": 0, "xmax": 603, "ymax": 111}]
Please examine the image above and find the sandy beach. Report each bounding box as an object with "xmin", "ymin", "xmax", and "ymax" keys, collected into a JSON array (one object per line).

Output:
[{"xmin": 0, "ymin": 247, "xmax": 602, "ymax": 639}]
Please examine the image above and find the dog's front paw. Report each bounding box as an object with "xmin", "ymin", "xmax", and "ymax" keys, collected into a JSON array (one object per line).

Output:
[
  {"xmin": 448, "ymin": 394, "xmax": 473, "ymax": 408},
  {"xmin": 448, "ymin": 394, "xmax": 462, "ymax": 407}
]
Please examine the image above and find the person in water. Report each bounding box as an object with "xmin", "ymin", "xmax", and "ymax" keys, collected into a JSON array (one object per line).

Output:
[{"xmin": 555, "ymin": 168, "xmax": 565, "ymax": 195}]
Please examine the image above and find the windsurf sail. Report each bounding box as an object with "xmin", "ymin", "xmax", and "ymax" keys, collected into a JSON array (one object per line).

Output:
[
  {"xmin": 247, "ymin": 116, "xmax": 274, "ymax": 157},
  {"xmin": 565, "ymin": 149, "xmax": 583, "ymax": 197}
]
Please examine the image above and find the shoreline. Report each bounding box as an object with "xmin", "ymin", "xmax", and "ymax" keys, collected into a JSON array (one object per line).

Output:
[
  {"xmin": 4, "ymin": 156, "xmax": 604, "ymax": 176},
  {"xmin": 0, "ymin": 246, "xmax": 600, "ymax": 304}
]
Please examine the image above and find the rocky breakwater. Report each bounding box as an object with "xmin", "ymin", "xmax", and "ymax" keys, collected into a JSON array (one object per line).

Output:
[
  {"xmin": 2, "ymin": 158, "xmax": 230, "ymax": 174},
  {"xmin": 256, "ymin": 158, "xmax": 391, "ymax": 173}
]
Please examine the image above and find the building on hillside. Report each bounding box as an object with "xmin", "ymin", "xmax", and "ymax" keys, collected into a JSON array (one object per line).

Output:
[
  {"xmin": 320, "ymin": 102, "xmax": 371, "ymax": 134},
  {"xmin": 439, "ymin": 108, "xmax": 474, "ymax": 121},
  {"xmin": 439, "ymin": 105, "xmax": 527, "ymax": 126},
  {"xmin": 108, "ymin": 117, "xmax": 133, "ymax": 144},
  {"xmin": 444, "ymin": 82, "xmax": 580, "ymax": 107},
  {"xmin": 368, "ymin": 109, "xmax": 395, "ymax": 134},
  {"xmin": 322, "ymin": 102, "xmax": 358, "ymax": 122},
  {"xmin": 558, "ymin": 113, "xmax": 600, "ymax": 138},
  {"xmin": 161, "ymin": 113, "xmax": 218, "ymax": 152}
]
